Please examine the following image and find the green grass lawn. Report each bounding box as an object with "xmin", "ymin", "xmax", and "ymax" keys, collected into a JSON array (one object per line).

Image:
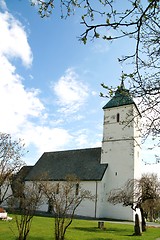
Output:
[{"xmin": 0, "ymin": 215, "xmax": 160, "ymax": 240}]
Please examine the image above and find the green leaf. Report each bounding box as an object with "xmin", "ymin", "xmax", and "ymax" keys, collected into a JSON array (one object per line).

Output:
[
  {"xmin": 95, "ymin": 32, "xmax": 100, "ymax": 38},
  {"xmin": 106, "ymin": 18, "xmax": 110, "ymax": 24},
  {"xmin": 81, "ymin": 36, "xmax": 87, "ymax": 44}
]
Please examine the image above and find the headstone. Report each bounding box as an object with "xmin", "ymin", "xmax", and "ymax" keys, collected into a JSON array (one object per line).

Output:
[{"xmin": 98, "ymin": 221, "xmax": 104, "ymax": 229}]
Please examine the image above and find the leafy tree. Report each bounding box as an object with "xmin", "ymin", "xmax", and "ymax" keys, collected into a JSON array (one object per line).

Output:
[
  {"xmin": 8, "ymin": 177, "xmax": 43, "ymax": 240},
  {"xmin": 30, "ymin": 0, "xmax": 160, "ymax": 143},
  {"xmin": 140, "ymin": 174, "xmax": 160, "ymax": 222},
  {"xmin": 108, "ymin": 173, "xmax": 160, "ymax": 232},
  {"xmin": 142, "ymin": 198, "xmax": 160, "ymax": 222},
  {"xmin": 0, "ymin": 133, "xmax": 25, "ymax": 205},
  {"xmin": 41, "ymin": 175, "xmax": 94, "ymax": 240}
]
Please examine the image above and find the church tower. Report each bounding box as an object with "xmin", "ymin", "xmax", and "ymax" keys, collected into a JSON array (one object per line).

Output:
[{"xmin": 101, "ymin": 80, "xmax": 141, "ymax": 220}]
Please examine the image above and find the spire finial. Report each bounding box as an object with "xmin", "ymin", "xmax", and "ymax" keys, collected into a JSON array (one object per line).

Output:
[{"xmin": 120, "ymin": 71, "xmax": 125, "ymax": 89}]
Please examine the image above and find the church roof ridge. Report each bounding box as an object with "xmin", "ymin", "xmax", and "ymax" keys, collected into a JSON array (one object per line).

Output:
[
  {"xmin": 25, "ymin": 147, "xmax": 108, "ymax": 182},
  {"xmin": 43, "ymin": 146, "xmax": 101, "ymax": 154}
]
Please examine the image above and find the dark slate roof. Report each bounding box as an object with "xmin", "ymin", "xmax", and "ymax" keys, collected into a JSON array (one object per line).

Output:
[
  {"xmin": 25, "ymin": 147, "xmax": 108, "ymax": 181},
  {"xmin": 14, "ymin": 166, "xmax": 33, "ymax": 182},
  {"xmin": 103, "ymin": 80, "xmax": 135, "ymax": 109},
  {"xmin": 11, "ymin": 166, "xmax": 33, "ymax": 194}
]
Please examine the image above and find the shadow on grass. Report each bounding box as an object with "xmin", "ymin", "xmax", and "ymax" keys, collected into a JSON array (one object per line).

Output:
[
  {"xmin": 29, "ymin": 238, "xmax": 53, "ymax": 240},
  {"xmin": 107, "ymin": 227, "xmax": 133, "ymax": 233},
  {"xmin": 107, "ymin": 227, "xmax": 135, "ymax": 237},
  {"xmin": 73, "ymin": 227, "xmax": 112, "ymax": 240},
  {"xmin": 74, "ymin": 226, "xmax": 135, "ymax": 239},
  {"xmin": 87, "ymin": 236, "xmax": 135, "ymax": 240},
  {"xmin": 86, "ymin": 238, "xmax": 113, "ymax": 240},
  {"xmin": 74, "ymin": 227, "xmax": 105, "ymax": 233}
]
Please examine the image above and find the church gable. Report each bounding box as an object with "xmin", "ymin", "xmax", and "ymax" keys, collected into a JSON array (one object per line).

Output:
[{"xmin": 25, "ymin": 147, "xmax": 108, "ymax": 181}]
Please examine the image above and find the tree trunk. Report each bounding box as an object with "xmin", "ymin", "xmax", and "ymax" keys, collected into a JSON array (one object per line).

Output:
[
  {"xmin": 133, "ymin": 214, "xmax": 141, "ymax": 236},
  {"xmin": 140, "ymin": 207, "xmax": 146, "ymax": 232},
  {"xmin": 149, "ymin": 206, "xmax": 154, "ymax": 222}
]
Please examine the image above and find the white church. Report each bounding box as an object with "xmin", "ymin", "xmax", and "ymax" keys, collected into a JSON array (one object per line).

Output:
[{"xmin": 23, "ymin": 80, "xmax": 142, "ymax": 221}]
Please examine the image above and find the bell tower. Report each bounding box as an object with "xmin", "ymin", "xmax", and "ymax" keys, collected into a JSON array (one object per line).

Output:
[{"xmin": 101, "ymin": 79, "xmax": 141, "ymax": 220}]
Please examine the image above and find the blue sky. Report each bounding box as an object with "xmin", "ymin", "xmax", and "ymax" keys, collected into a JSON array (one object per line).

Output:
[{"xmin": 0, "ymin": 0, "xmax": 159, "ymax": 174}]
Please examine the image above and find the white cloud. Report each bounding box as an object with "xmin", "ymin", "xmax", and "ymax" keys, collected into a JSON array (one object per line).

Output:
[
  {"xmin": 91, "ymin": 90, "xmax": 97, "ymax": 96},
  {"xmin": 0, "ymin": 55, "xmax": 44, "ymax": 133},
  {"xmin": 21, "ymin": 124, "xmax": 73, "ymax": 154},
  {"xmin": 74, "ymin": 129, "xmax": 89, "ymax": 147},
  {"xmin": 71, "ymin": 128, "xmax": 101, "ymax": 149},
  {"xmin": 29, "ymin": 74, "xmax": 34, "ymax": 80},
  {"xmin": 0, "ymin": 11, "xmax": 32, "ymax": 67},
  {"xmin": 0, "ymin": 6, "xmax": 101, "ymax": 164},
  {"xmin": 0, "ymin": 0, "xmax": 7, "ymax": 10},
  {"xmin": 0, "ymin": 9, "xmax": 43, "ymax": 134},
  {"xmin": 53, "ymin": 68, "xmax": 89, "ymax": 114},
  {"xmin": 0, "ymin": 7, "xmax": 76, "ymax": 163}
]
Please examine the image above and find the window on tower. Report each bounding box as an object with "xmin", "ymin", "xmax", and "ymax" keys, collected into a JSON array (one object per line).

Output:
[{"xmin": 117, "ymin": 113, "xmax": 120, "ymax": 122}]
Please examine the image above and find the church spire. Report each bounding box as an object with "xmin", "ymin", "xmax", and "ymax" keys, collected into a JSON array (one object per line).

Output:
[
  {"xmin": 103, "ymin": 73, "xmax": 135, "ymax": 109},
  {"xmin": 119, "ymin": 71, "xmax": 125, "ymax": 90}
]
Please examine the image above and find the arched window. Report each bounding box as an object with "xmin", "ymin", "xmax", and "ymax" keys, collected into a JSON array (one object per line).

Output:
[{"xmin": 117, "ymin": 113, "xmax": 120, "ymax": 122}]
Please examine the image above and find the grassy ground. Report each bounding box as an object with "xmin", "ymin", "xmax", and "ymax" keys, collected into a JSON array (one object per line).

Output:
[{"xmin": 0, "ymin": 215, "xmax": 160, "ymax": 240}]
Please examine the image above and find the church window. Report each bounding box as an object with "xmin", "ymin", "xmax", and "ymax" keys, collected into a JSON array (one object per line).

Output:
[
  {"xmin": 115, "ymin": 172, "xmax": 118, "ymax": 176},
  {"xmin": 75, "ymin": 183, "xmax": 79, "ymax": 196},
  {"xmin": 117, "ymin": 113, "xmax": 120, "ymax": 122},
  {"xmin": 56, "ymin": 183, "xmax": 59, "ymax": 194}
]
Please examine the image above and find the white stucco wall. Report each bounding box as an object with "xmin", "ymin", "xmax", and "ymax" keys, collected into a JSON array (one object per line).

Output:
[
  {"xmin": 100, "ymin": 170, "xmax": 134, "ymax": 220},
  {"xmin": 75, "ymin": 181, "xmax": 100, "ymax": 218},
  {"xmin": 1, "ymin": 183, "xmax": 12, "ymax": 208},
  {"xmin": 100, "ymin": 104, "xmax": 141, "ymax": 221},
  {"xmin": 26, "ymin": 180, "xmax": 99, "ymax": 218},
  {"xmin": 133, "ymin": 106, "xmax": 142, "ymax": 180},
  {"xmin": 102, "ymin": 106, "xmax": 134, "ymax": 141}
]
